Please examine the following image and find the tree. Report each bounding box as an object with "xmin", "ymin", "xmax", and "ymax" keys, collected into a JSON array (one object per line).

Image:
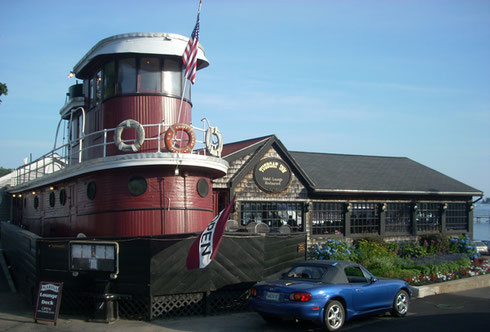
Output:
[
  {"xmin": 0, "ymin": 167, "xmax": 12, "ymax": 177},
  {"xmin": 0, "ymin": 82, "xmax": 7, "ymax": 104}
]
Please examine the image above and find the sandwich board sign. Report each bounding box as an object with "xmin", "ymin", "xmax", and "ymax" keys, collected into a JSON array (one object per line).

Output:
[{"xmin": 34, "ymin": 281, "xmax": 63, "ymax": 325}]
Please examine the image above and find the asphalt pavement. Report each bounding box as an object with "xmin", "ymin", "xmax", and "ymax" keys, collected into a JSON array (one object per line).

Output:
[{"xmin": 1, "ymin": 253, "xmax": 489, "ymax": 331}]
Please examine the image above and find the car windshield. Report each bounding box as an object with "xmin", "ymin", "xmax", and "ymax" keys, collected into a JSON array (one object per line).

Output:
[{"xmin": 284, "ymin": 265, "xmax": 328, "ymax": 280}]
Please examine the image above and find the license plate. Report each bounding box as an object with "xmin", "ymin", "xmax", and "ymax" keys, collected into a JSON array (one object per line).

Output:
[{"xmin": 264, "ymin": 291, "xmax": 280, "ymax": 302}]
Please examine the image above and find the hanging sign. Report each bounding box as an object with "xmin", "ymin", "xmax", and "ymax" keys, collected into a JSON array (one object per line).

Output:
[
  {"xmin": 254, "ymin": 158, "xmax": 292, "ymax": 193},
  {"xmin": 34, "ymin": 281, "xmax": 63, "ymax": 325}
]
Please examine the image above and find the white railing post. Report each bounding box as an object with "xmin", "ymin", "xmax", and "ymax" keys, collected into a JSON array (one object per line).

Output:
[{"xmin": 103, "ymin": 130, "xmax": 107, "ymax": 158}]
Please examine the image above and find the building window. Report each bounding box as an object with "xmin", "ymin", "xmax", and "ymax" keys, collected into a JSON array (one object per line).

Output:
[
  {"xmin": 117, "ymin": 58, "xmax": 137, "ymax": 93},
  {"xmin": 139, "ymin": 57, "xmax": 161, "ymax": 93},
  {"xmin": 385, "ymin": 203, "xmax": 411, "ymax": 234},
  {"xmin": 34, "ymin": 196, "xmax": 39, "ymax": 209},
  {"xmin": 351, "ymin": 203, "xmax": 379, "ymax": 234},
  {"xmin": 95, "ymin": 70, "xmax": 102, "ymax": 105},
  {"xmin": 311, "ymin": 202, "xmax": 344, "ymax": 236},
  {"xmin": 240, "ymin": 202, "xmax": 304, "ymax": 232},
  {"xmin": 416, "ymin": 203, "xmax": 441, "ymax": 233},
  {"xmin": 446, "ymin": 203, "xmax": 468, "ymax": 231}
]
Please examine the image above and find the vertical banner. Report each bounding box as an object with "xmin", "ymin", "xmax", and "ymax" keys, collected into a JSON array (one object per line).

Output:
[{"xmin": 187, "ymin": 195, "xmax": 236, "ymax": 269}]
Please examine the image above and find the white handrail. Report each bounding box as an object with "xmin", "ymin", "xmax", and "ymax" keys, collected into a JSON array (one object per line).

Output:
[{"xmin": 11, "ymin": 120, "xmax": 220, "ymax": 187}]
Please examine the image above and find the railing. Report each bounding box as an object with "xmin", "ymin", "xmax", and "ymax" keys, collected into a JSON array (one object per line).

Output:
[{"xmin": 11, "ymin": 119, "xmax": 222, "ymax": 187}]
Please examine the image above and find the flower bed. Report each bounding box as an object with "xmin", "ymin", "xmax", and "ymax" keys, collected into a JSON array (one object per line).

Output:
[{"xmin": 309, "ymin": 235, "xmax": 490, "ymax": 286}]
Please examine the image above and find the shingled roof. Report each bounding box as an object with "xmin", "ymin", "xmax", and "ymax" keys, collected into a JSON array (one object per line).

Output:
[
  {"xmin": 221, "ymin": 136, "xmax": 482, "ymax": 196},
  {"xmin": 290, "ymin": 151, "xmax": 481, "ymax": 195}
]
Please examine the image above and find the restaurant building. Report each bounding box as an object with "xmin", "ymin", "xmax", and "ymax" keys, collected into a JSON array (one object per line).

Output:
[{"xmin": 214, "ymin": 135, "xmax": 483, "ymax": 244}]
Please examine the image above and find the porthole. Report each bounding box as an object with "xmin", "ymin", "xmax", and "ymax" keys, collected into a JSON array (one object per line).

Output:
[
  {"xmin": 128, "ymin": 176, "xmax": 147, "ymax": 196},
  {"xmin": 34, "ymin": 196, "xmax": 39, "ymax": 209},
  {"xmin": 197, "ymin": 178, "xmax": 209, "ymax": 198},
  {"xmin": 59, "ymin": 189, "xmax": 67, "ymax": 206},
  {"xmin": 49, "ymin": 191, "xmax": 55, "ymax": 207},
  {"xmin": 87, "ymin": 181, "xmax": 96, "ymax": 200}
]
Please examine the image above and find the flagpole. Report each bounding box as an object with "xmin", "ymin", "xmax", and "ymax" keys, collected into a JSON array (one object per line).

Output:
[
  {"xmin": 176, "ymin": 76, "xmax": 188, "ymax": 124},
  {"xmin": 177, "ymin": 0, "xmax": 202, "ymax": 125}
]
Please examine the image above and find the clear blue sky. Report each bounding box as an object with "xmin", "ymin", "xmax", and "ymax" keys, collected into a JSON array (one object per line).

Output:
[{"xmin": 1, "ymin": 0, "xmax": 489, "ymax": 198}]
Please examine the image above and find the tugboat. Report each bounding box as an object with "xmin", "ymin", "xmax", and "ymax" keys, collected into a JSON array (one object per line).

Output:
[
  {"xmin": 2, "ymin": 32, "xmax": 305, "ymax": 321},
  {"xmin": 8, "ymin": 32, "xmax": 228, "ymax": 238}
]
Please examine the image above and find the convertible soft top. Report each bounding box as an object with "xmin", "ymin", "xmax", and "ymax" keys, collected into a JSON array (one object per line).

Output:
[{"xmin": 290, "ymin": 260, "xmax": 363, "ymax": 284}]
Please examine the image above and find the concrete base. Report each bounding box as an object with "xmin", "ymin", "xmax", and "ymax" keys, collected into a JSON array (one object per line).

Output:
[{"xmin": 411, "ymin": 273, "xmax": 490, "ymax": 298}]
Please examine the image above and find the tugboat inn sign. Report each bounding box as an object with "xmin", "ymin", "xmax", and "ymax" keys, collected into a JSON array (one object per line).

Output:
[{"xmin": 254, "ymin": 158, "xmax": 291, "ymax": 193}]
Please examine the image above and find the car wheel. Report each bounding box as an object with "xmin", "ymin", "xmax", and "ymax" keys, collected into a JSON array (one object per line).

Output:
[
  {"xmin": 260, "ymin": 314, "xmax": 281, "ymax": 324},
  {"xmin": 324, "ymin": 300, "xmax": 345, "ymax": 331},
  {"xmin": 391, "ymin": 290, "xmax": 409, "ymax": 317}
]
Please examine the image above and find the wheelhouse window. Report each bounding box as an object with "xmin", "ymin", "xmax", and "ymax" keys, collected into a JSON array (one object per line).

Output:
[
  {"xmin": 139, "ymin": 57, "xmax": 161, "ymax": 93},
  {"xmin": 350, "ymin": 203, "xmax": 379, "ymax": 234},
  {"xmin": 446, "ymin": 203, "xmax": 468, "ymax": 231},
  {"xmin": 311, "ymin": 202, "xmax": 344, "ymax": 236},
  {"xmin": 91, "ymin": 56, "xmax": 191, "ymax": 102},
  {"xmin": 385, "ymin": 203, "xmax": 411, "ymax": 234},
  {"xmin": 240, "ymin": 202, "xmax": 304, "ymax": 232},
  {"xmin": 416, "ymin": 203, "xmax": 441, "ymax": 233},
  {"xmin": 103, "ymin": 61, "xmax": 115, "ymax": 99},
  {"xmin": 117, "ymin": 58, "xmax": 137, "ymax": 93}
]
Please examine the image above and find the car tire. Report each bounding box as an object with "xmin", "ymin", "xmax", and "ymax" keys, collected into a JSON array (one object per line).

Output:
[
  {"xmin": 324, "ymin": 300, "xmax": 345, "ymax": 331},
  {"xmin": 391, "ymin": 290, "xmax": 409, "ymax": 317},
  {"xmin": 260, "ymin": 314, "xmax": 281, "ymax": 324}
]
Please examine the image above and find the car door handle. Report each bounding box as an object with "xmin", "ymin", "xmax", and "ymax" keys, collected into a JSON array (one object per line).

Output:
[{"xmin": 355, "ymin": 289, "xmax": 363, "ymax": 293}]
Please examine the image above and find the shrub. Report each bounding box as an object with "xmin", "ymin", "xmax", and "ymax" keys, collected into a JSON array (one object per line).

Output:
[
  {"xmin": 419, "ymin": 233, "xmax": 451, "ymax": 255},
  {"xmin": 309, "ymin": 239, "xmax": 356, "ymax": 261},
  {"xmin": 449, "ymin": 234, "xmax": 479, "ymax": 259}
]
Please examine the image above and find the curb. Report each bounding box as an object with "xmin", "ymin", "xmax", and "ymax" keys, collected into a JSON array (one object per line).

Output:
[{"xmin": 410, "ymin": 273, "xmax": 490, "ymax": 298}]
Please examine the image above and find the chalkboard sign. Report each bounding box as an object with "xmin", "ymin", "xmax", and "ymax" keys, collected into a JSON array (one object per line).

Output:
[{"xmin": 34, "ymin": 281, "xmax": 63, "ymax": 325}]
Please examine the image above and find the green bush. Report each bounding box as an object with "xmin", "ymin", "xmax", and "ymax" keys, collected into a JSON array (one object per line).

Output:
[{"xmin": 419, "ymin": 233, "xmax": 451, "ymax": 254}]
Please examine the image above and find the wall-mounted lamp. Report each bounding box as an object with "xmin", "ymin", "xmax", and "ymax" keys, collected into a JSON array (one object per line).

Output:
[
  {"xmin": 49, "ymin": 186, "xmax": 55, "ymax": 191},
  {"xmin": 18, "ymin": 194, "xmax": 23, "ymax": 198},
  {"xmin": 470, "ymin": 204, "xmax": 475, "ymax": 210},
  {"xmin": 12, "ymin": 194, "xmax": 16, "ymax": 198},
  {"xmin": 382, "ymin": 203, "xmax": 387, "ymax": 211},
  {"xmin": 68, "ymin": 71, "xmax": 75, "ymax": 78},
  {"xmin": 413, "ymin": 204, "xmax": 418, "ymax": 211},
  {"xmin": 174, "ymin": 166, "xmax": 179, "ymax": 176},
  {"xmin": 32, "ymin": 191, "xmax": 36, "ymax": 195},
  {"xmin": 442, "ymin": 203, "xmax": 448, "ymax": 210},
  {"xmin": 346, "ymin": 203, "xmax": 352, "ymax": 212}
]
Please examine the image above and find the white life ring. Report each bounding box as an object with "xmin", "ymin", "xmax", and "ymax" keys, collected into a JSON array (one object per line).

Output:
[
  {"xmin": 114, "ymin": 119, "xmax": 145, "ymax": 152},
  {"xmin": 205, "ymin": 126, "xmax": 223, "ymax": 157}
]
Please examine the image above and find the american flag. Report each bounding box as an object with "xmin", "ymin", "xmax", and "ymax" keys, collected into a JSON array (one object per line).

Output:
[{"xmin": 182, "ymin": 1, "xmax": 201, "ymax": 84}]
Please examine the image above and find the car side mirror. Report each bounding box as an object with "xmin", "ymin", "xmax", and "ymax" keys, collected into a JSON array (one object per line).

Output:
[{"xmin": 370, "ymin": 276, "xmax": 378, "ymax": 283}]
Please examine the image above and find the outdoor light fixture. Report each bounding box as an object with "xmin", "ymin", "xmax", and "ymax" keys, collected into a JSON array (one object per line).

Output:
[
  {"xmin": 49, "ymin": 186, "xmax": 55, "ymax": 191},
  {"xmin": 443, "ymin": 203, "xmax": 448, "ymax": 210},
  {"xmin": 68, "ymin": 71, "xmax": 75, "ymax": 78},
  {"xmin": 470, "ymin": 204, "xmax": 475, "ymax": 210},
  {"xmin": 32, "ymin": 191, "xmax": 36, "ymax": 195},
  {"xmin": 382, "ymin": 203, "xmax": 387, "ymax": 211},
  {"xmin": 346, "ymin": 203, "xmax": 352, "ymax": 212},
  {"xmin": 69, "ymin": 241, "xmax": 119, "ymax": 278},
  {"xmin": 413, "ymin": 204, "xmax": 418, "ymax": 210}
]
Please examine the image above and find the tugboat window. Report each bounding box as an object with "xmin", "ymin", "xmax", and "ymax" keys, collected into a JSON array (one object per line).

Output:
[
  {"xmin": 197, "ymin": 178, "xmax": 209, "ymax": 198},
  {"xmin": 49, "ymin": 191, "xmax": 56, "ymax": 207},
  {"xmin": 162, "ymin": 59, "xmax": 183, "ymax": 98},
  {"xmin": 103, "ymin": 61, "xmax": 115, "ymax": 99},
  {"xmin": 117, "ymin": 58, "xmax": 137, "ymax": 93},
  {"xmin": 60, "ymin": 189, "xmax": 67, "ymax": 206},
  {"xmin": 34, "ymin": 196, "xmax": 39, "ymax": 209},
  {"xmin": 139, "ymin": 57, "xmax": 161, "ymax": 93},
  {"xmin": 87, "ymin": 181, "xmax": 96, "ymax": 200},
  {"xmin": 128, "ymin": 176, "xmax": 147, "ymax": 196}
]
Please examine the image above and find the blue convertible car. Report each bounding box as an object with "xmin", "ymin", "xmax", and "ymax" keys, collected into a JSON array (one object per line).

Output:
[{"xmin": 249, "ymin": 260, "xmax": 411, "ymax": 331}]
